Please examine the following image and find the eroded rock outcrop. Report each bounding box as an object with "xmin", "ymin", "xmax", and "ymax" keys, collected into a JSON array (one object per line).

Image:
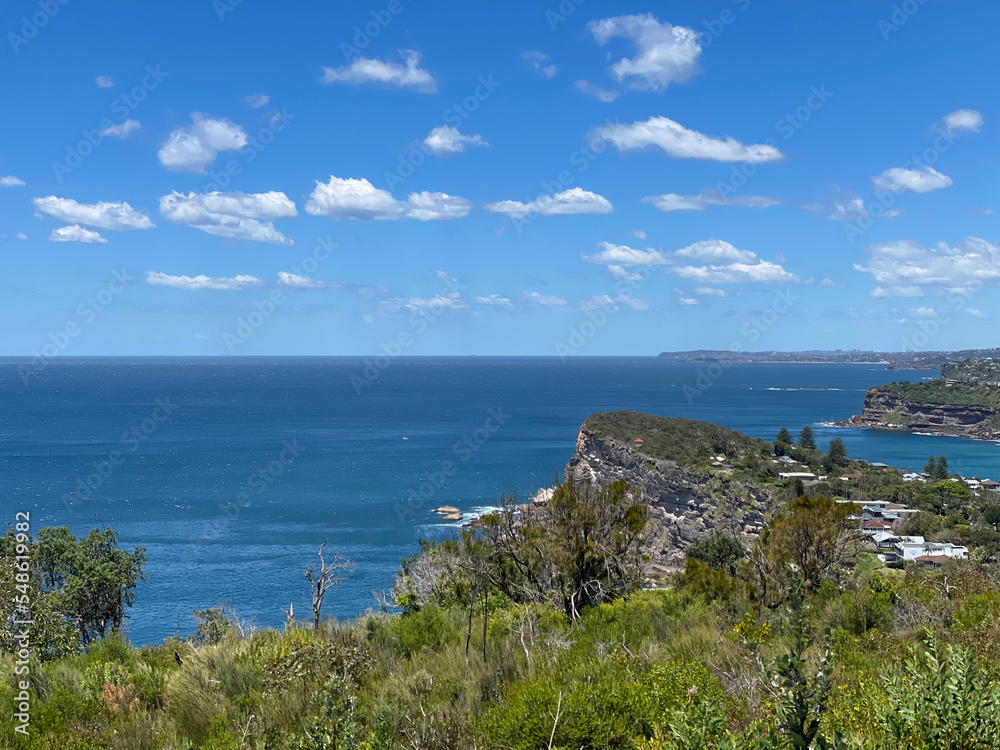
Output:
[
  {"xmin": 564, "ymin": 421, "xmax": 774, "ymax": 569},
  {"xmin": 839, "ymin": 387, "xmax": 1000, "ymax": 440}
]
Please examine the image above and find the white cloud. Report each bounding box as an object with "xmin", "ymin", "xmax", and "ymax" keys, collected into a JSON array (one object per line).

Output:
[
  {"xmin": 574, "ymin": 80, "xmax": 619, "ymax": 102},
  {"xmin": 0, "ymin": 175, "xmax": 26, "ymax": 187},
  {"xmin": 485, "ymin": 187, "xmax": 613, "ymax": 219},
  {"xmin": 871, "ymin": 166, "xmax": 952, "ymax": 194},
  {"xmin": 594, "ymin": 116, "xmax": 782, "ymax": 162},
  {"xmin": 587, "ymin": 14, "xmax": 701, "ymax": 92},
  {"xmin": 423, "ymin": 125, "xmax": 488, "ymax": 156},
  {"xmin": 96, "ymin": 76, "xmax": 114, "ymax": 88},
  {"xmin": 522, "ymin": 291, "xmax": 568, "ymax": 309},
  {"xmin": 402, "ymin": 191, "xmax": 472, "ymax": 221},
  {"xmin": 678, "ymin": 297, "xmax": 700, "ymax": 306},
  {"xmin": 159, "ymin": 190, "xmax": 297, "ymax": 245},
  {"xmin": 158, "ymin": 114, "xmax": 248, "ymax": 173},
  {"xmin": 49, "ymin": 225, "xmax": 107, "ymax": 244},
  {"xmin": 15, "ymin": 232, "xmax": 27, "ymax": 240},
  {"xmin": 32, "ymin": 196, "xmax": 154, "ymax": 230},
  {"xmin": 99, "ymin": 119, "xmax": 141, "ymax": 139},
  {"xmin": 672, "ymin": 260, "xmax": 798, "ymax": 285},
  {"xmin": 320, "ymin": 50, "xmax": 437, "ymax": 93},
  {"xmin": 695, "ymin": 286, "xmax": 728, "ymax": 297},
  {"xmin": 474, "ymin": 294, "xmax": 514, "ymax": 310},
  {"xmin": 306, "ymin": 176, "xmax": 402, "ymax": 221},
  {"xmin": 883, "ymin": 208, "xmax": 906, "ymax": 219},
  {"xmin": 277, "ymin": 271, "xmax": 325, "ymax": 289},
  {"xmin": 388, "ymin": 292, "xmax": 467, "ymax": 312},
  {"xmin": 305, "ymin": 175, "xmax": 470, "ymax": 221},
  {"xmin": 145, "ymin": 271, "xmax": 263, "ymax": 291},
  {"xmin": 581, "ymin": 293, "xmax": 651, "ymax": 311},
  {"xmin": 434, "ymin": 270, "xmax": 459, "ymax": 285},
  {"xmin": 827, "ymin": 188, "xmax": 870, "ymax": 222},
  {"xmin": 607, "ymin": 264, "xmax": 644, "ymax": 282},
  {"xmin": 964, "ymin": 206, "xmax": 994, "ymax": 216},
  {"xmin": 855, "ymin": 237, "xmax": 1000, "ymax": 296},
  {"xmin": 908, "ymin": 306, "xmax": 938, "ymax": 319},
  {"xmin": 939, "ymin": 108, "xmax": 983, "ymax": 136},
  {"xmin": 966, "ymin": 308, "xmax": 988, "ymax": 318},
  {"xmin": 244, "ymin": 93, "xmax": 270, "ymax": 108},
  {"xmin": 582, "ymin": 241, "xmax": 668, "ymax": 267},
  {"xmin": 522, "ymin": 51, "xmax": 556, "ymax": 79},
  {"xmin": 630, "ymin": 229, "xmax": 647, "ymax": 239},
  {"xmin": 673, "ymin": 239, "xmax": 757, "ymax": 263},
  {"xmin": 584, "ymin": 238, "xmax": 799, "ymax": 285},
  {"xmin": 643, "ymin": 189, "xmax": 785, "ymax": 211}
]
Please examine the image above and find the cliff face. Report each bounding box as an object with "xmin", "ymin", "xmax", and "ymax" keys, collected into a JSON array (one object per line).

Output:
[
  {"xmin": 564, "ymin": 425, "xmax": 774, "ymax": 571},
  {"xmin": 840, "ymin": 387, "xmax": 1000, "ymax": 440}
]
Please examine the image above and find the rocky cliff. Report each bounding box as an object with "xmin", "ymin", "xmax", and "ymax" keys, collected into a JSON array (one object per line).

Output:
[
  {"xmin": 839, "ymin": 386, "xmax": 1000, "ymax": 440},
  {"xmin": 563, "ymin": 413, "xmax": 775, "ymax": 573}
]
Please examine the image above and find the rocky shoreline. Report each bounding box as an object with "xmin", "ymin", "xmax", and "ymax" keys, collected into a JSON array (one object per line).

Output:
[{"xmin": 837, "ymin": 386, "xmax": 1000, "ymax": 441}]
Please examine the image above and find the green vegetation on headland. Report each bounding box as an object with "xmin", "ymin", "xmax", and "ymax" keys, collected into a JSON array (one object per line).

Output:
[
  {"xmin": 6, "ymin": 413, "xmax": 1000, "ymax": 748},
  {"xmin": 581, "ymin": 411, "xmax": 768, "ymax": 469},
  {"xmin": 842, "ymin": 358, "xmax": 1000, "ymax": 439}
]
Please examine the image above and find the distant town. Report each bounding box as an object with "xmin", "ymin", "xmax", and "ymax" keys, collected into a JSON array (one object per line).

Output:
[{"xmin": 658, "ymin": 348, "xmax": 1000, "ymax": 369}]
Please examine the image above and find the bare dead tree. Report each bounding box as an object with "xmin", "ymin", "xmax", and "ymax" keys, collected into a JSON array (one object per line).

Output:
[{"xmin": 304, "ymin": 542, "xmax": 354, "ymax": 628}]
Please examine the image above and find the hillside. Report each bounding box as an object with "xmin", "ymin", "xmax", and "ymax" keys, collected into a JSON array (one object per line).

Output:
[
  {"xmin": 840, "ymin": 362, "xmax": 1000, "ymax": 439},
  {"xmin": 566, "ymin": 411, "xmax": 775, "ymax": 568},
  {"xmin": 578, "ymin": 411, "xmax": 769, "ymax": 470}
]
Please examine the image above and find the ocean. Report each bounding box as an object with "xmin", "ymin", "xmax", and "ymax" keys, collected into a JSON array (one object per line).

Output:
[{"xmin": 2, "ymin": 357, "xmax": 998, "ymax": 645}]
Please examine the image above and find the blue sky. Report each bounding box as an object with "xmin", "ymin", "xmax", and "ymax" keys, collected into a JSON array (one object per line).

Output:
[{"xmin": 1, "ymin": 0, "xmax": 996, "ymax": 356}]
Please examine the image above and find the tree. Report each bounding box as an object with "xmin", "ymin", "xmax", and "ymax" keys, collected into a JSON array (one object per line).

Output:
[
  {"xmin": 686, "ymin": 533, "xmax": 745, "ymax": 575},
  {"xmin": 30, "ymin": 527, "xmax": 146, "ymax": 645},
  {"xmin": 798, "ymin": 426, "xmax": 817, "ymax": 450},
  {"xmin": 915, "ymin": 480, "xmax": 970, "ymax": 515},
  {"xmin": 827, "ymin": 438, "xmax": 848, "ymax": 468},
  {"xmin": 924, "ymin": 455, "xmax": 937, "ymax": 475},
  {"xmin": 304, "ymin": 542, "xmax": 354, "ymax": 628},
  {"xmin": 776, "ymin": 427, "xmax": 793, "ymax": 444},
  {"xmin": 763, "ymin": 496, "xmax": 856, "ymax": 593},
  {"xmin": 402, "ymin": 481, "xmax": 648, "ymax": 621},
  {"xmin": 984, "ymin": 506, "xmax": 1000, "ymax": 531},
  {"xmin": 932, "ymin": 456, "xmax": 950, "ymax": 480}
]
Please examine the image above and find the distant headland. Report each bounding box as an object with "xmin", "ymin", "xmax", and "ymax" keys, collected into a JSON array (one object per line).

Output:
[{"xmin": 658, "ymin": 348, "xmax": 1000, "ymax": 370}]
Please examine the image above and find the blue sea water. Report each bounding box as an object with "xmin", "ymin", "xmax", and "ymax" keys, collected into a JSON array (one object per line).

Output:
[{"xmin": 2, "ymin": 357, "xmax": 998, "ymax": 645}]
